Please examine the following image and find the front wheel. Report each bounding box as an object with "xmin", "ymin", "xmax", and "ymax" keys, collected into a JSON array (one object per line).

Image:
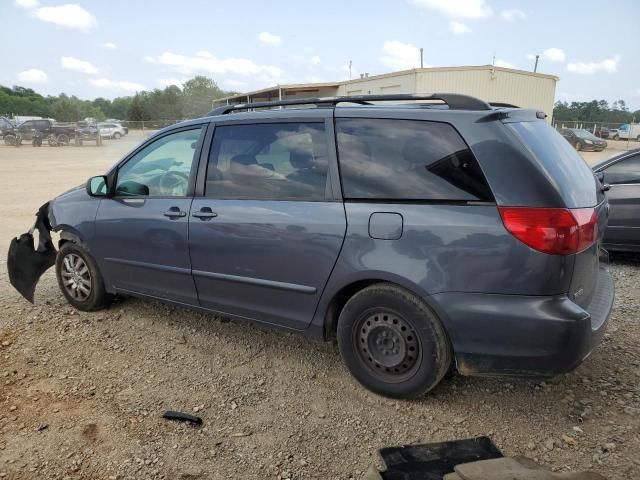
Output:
[
  {"xmin": 55, "ymin": 242, "xmax": 111, "ymax": 311},
  {"xmin": 613, "ymin": 135, "xmax": 619, "ymax": 141},
  {"xmin": 337, "ymin": 283, "xmax": 452, "ymax": 399},
  {"xmin": 4, "ymin": 134, "xmax": 16, "ymax": 146},
  {"xmin": 113, "ymin": 132, "xmax": 121, "ymax": 139}
]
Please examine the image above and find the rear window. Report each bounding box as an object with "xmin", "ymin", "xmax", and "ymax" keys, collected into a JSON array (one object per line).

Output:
[
  {"xmin": 335, "ymin": 118, "xmax": 492, "ymax": 201},
  {"xmin": 508, "ymin": 121, "xmax": 597, "ymax": 207}
]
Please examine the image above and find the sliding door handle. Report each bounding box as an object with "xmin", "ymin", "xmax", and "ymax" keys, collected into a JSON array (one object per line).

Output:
[{"xmin": 192, "ymin": 209, "xmax": 218, "ymax": 219}]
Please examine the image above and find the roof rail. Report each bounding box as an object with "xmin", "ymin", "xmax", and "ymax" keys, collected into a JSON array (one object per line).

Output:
[
  {"xmin": 207, "ymin": 93, "xmax": 491, "ymax": 116},
  {"xmin": 488, "ymin": 102, "xmax": 520, "ymax": 108}
]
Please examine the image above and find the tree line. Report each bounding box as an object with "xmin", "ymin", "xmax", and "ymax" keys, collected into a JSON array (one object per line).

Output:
[
  {"xmin": 0, "ymin": 76, "xmax": 235, "ymax": 122},
  {"xmin": 2, "ymin": 79, "xmax": 638, "ymax": 125},
  {"xmin": 553, "ymin": 99, "xmax": 639, "ymax": 125}
]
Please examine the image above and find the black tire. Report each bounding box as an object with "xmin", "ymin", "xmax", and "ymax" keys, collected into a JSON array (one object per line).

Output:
[
  {"xmin": 55, "ymin": 242, "xmax": 111, "ymax": 311},
  {"xmin": 4, "ymin": 134, "xmax": 16, "ymax": 146},
  {"xmin": 113, "ymin": 132, "xmax": 121, "ymax": 139},
  {"xmin": 574, "ymin": 141, "xmax": 583, "ymax": 151},
  {"xmin": 613, "ymin": 135, "xmax": 619, "ymax": 141},
  {"xmin": 337, "ymin": 283, "xmax": 452, "ymax": 399},
  {"xmin": 636, "ymin": 135, "xmax": 640, "ymax": 142},
  {"xmin": 57, "ymin": 133, "xmax": 70, "ymax": 146}
]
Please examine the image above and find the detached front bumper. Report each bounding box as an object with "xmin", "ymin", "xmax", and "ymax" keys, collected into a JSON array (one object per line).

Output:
[{"xmin": 434, "ymin": 266, "xmax": 614, "ymax": 377}]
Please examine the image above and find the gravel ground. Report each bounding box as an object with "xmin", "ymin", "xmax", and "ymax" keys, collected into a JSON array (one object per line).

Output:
[{"xmin": 1, "ymin": 136, "xmax": 639, "ymax": 480}]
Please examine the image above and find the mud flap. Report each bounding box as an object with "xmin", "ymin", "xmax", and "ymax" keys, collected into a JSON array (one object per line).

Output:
[{"xmin": 7, "ymin": 202, "xmax": 57, "ymax": 303}]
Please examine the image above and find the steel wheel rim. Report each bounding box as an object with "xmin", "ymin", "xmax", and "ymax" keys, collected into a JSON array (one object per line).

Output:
[
  {"xmin": 354, "ymin": 309, "xmax": 422, "ymax": 383},
  {"xmin": 61, "ymin": 253, "xmax": 92, "ymax": 301}
]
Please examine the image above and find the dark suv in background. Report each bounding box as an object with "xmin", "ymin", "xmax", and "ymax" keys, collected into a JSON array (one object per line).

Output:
[{"xmin": 43, "ymin": 94, "xmax": 613, "ymax": 398}]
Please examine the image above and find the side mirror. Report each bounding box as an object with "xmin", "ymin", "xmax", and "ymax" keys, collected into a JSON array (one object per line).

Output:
[{"xmin": 87, "ymin": 175, "xmax": 108, "ymax": 197}]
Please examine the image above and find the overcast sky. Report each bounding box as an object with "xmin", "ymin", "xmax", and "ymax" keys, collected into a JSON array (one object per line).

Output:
[{"xmin": 1, "ymin": 0, "xmax": 639, "ymax": 109}]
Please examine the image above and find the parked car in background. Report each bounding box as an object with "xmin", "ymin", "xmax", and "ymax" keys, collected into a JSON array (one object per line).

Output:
[
  {"xmin": 615, "ymin": 123, "xmax": 640, "ymax": 142},
  {"xmin": 4, "ymin": 119, "xmax": 75, "ymax": 146},
  {"xmin": 37, "ymin": 94, "xmax": 613, "ymax": 399},
  {"xmin": 105, "ymin": 119, "xmax": 128, "ymax": 134},
  {"xmin": 559, "ymin": 128, "xmax": 607, "ymax": 151},
  {"xmin": 97, "ymin": 122, "xmax": 126, "ymax": 139},
  {"xmin": 0, "ymin": 116, "xmax": 14, "ymax": 140},
  {"xmin": 75, "ymin": 121, "xmax": 102, "ymax": 146},
  {"xmin": 594, "ymin": 126, "xmax": 610, "ymax": 139},
  {"xmin": 593, "ymin": 148, "xmax": 640, "ymax": 252}
]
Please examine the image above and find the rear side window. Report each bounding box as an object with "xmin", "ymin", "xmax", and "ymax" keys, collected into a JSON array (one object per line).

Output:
[
  {"xmin": 604, "ymin": 154, "xmax": 640, "ymax": 184},
  {"xmin": 508, "ymin": 121, "xmax": 597, "ymax": 208},
  {"xmin": 335, "ymin": 118, "xmax": 492, "ymax": 201},
  {"xmin": 206, "ymin": 123, "xmax": 328, "ymax": 201}
]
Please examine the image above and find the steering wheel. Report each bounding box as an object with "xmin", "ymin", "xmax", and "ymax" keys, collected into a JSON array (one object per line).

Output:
[{"xmin": 158, "ymin": 170, "xmax": 189, "ymax": 195}]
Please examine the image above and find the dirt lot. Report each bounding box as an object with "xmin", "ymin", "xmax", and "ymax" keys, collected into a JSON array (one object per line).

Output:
[{"xmin": 0, "ymin": 134, "xmax": 639, "ymax": 480}]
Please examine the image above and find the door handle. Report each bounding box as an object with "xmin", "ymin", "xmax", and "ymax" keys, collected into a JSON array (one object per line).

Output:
[
  {"xmin": 192, "ymin": 208, "xmax": 218, "ymax": 219},
  {"xmin": 164, "ymin": 208, "xmax": 187, "ymax": 218}
]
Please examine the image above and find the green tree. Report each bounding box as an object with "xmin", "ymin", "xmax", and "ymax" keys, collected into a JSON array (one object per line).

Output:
[
  {"xmin": 52, "ymin": 96, "xmax": 81, "ymax": 122},
  {"xmin": 1, "ymin": 76, "xmax": 235, "ymax": 122},
  {"xmin": 182, "ymin": 76, "xmax": 225, "ymax": 117}
]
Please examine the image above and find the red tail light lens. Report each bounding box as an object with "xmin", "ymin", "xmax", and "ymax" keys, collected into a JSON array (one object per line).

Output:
[{"xmin": 498, "ymin": 207, "xmax": 598, "ymax": 255}]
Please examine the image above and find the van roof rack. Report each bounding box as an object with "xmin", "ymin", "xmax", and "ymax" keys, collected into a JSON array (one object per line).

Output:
[
  {"xmin": 489, "ymin": 102, "xmax": 520, "ymax": 108},
  {"xmin": 207, "ymin": 93, "xmax": 492, "ymax": 116}
]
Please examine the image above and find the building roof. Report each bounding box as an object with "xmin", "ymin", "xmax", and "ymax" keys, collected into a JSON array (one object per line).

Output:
[{"xmin": 215, "ymin": 65, "xmax": 560, "ymax": 104}]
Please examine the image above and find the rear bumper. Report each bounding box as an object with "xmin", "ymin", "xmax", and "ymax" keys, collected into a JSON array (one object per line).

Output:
[{"xmin": 434, "ymin": 266, "xmax": 614, "ymax": 377}]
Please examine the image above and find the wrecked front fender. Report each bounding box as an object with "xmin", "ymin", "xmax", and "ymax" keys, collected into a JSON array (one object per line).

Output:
[{"xmin": 7, "ymin": 202, "xmax": 57, "ymax": 303}]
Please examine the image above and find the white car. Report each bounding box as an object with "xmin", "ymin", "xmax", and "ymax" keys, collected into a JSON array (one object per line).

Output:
[{"xmin": 97, "ymin": 122, "xmax": 126, "ymax": 139}]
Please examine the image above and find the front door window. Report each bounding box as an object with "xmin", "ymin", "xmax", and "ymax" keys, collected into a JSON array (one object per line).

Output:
[{"xmin": 116, "ymin": 128, "xmax": 203, "ymax": 197}]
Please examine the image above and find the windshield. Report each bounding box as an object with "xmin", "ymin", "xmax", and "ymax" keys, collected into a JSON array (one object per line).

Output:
[{"xmin": 572, "ymin": 129, "xmax": 597, "ymax": 139}]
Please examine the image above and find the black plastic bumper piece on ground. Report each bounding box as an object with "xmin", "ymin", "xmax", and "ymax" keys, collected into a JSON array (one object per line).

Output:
[
  {"xmin": 375, "ymin": 437, "xmax": 503, "ymax": 480},
  {"xmin": 162, "ymin": 411, "xmax": 203, "ymax": 426}
]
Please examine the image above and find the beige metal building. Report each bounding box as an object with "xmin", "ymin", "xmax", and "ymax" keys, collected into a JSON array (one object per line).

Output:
[{"xmin": 214, "ymin": 65, "xmax": 559, "ymax": 118}]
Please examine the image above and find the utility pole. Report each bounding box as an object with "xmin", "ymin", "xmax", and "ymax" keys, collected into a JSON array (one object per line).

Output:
[
  {"xmin": 348, "ymin": 60, "xmax": 352, "ymax": 80},
  {"xmin": 419, "ymin": 48, "xmax": 424, "ymax": 68},
  {"xmin": 534, "ymin": 55, "xmax": 540, "ymax": 72}
]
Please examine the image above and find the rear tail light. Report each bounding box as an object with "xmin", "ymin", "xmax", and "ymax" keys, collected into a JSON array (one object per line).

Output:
[{"xmin": 498, "ymin": 207, "xmax": 598, "ymax": 255}]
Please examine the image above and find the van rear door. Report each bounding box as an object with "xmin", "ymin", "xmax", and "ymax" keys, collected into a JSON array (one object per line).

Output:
[{"xmin": 506, "ymin": 120, "xmax": 607, "ymax": 310}]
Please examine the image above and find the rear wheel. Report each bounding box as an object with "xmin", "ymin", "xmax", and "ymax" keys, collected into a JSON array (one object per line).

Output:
[
  {"xmin": 113, "ymin": 132, "xmax": 121, "ymax": 139},
  {"xmin": 574, "ymin": 141, "xmax": 583, "ymax": 151},
  {"xmin": 55, "ymin": 242, "xmax": 111, "ymax": 311},
  {"xmin": 57, "ymin": 133, "xmax": 70, "ymax": 146},
  {"xmin": 337, "ymin": 283, "xmax": 452, "ymax": 398}
]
